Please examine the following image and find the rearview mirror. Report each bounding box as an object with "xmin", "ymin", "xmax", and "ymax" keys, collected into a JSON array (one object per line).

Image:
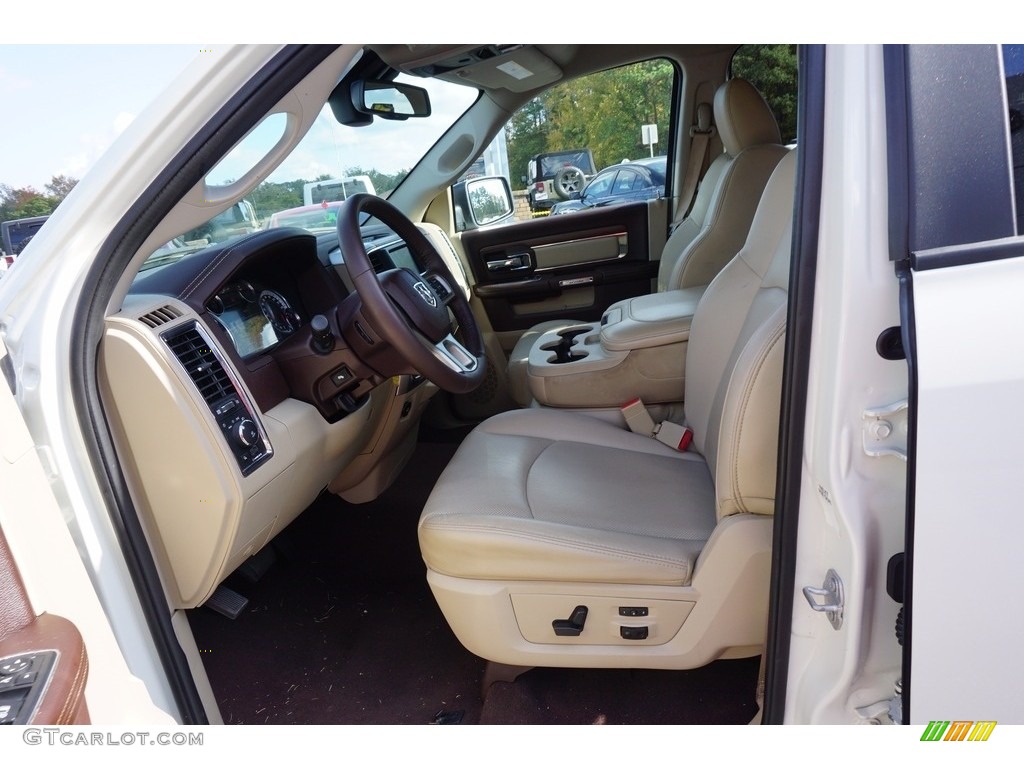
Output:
[{"xmin": 351, "ymin": 80, "xmax": 431, "ymax": 121}]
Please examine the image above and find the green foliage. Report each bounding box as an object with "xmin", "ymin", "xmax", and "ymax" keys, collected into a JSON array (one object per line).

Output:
[
  {"xmin": 508, "ymin": 59, "xmax": 675, "ymax": 188},
  {"xmin": 0, "ymin": 174, "xmax": 79, "ymax": 224},
  {"xmin": 731, "ymin": 45, "xmax": 799, "ymax": 143},
  {"xmin": 44, "ymin": 174, "xmax": 78, "ymax": 200},
  {"xmin": 506, "ymin": 49, "xmax": 799, "ymax": 192},
  {"xmin": 342, "ymin": 167, "xmax": 406, "ymax": 198},
  {"xmin": 248, "ymin": 179, "xmax": 304, "ymax": 221}
]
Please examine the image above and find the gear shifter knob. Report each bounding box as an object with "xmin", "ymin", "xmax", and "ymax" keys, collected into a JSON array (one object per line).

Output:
[{"xmin": 310, "ymin": 314, "xmax": 334, "ymax": 354}]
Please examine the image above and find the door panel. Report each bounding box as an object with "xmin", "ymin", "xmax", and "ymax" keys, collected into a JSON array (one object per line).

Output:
[
  {"xmin": 0, "ymin": 526, "xmax": 91, "ymax": 725},
  {"xmin": 908, "ymin": 250, "xmax": 1024, "ymax": 723},
  {"xmin": 897, "ymin": 45, "xmax": 1023, "ymax": 723},
  {"xmin": 0, "ymin": 339, "xmax": 176, "ymax": 724},
  {"xmin": 462, "ymin": 200, "xmax": 659, "ymax": 334}
]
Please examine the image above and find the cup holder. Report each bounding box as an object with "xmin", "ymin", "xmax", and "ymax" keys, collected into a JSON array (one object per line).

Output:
[
  {"xmin": 546, "ymin": 350, "xmax": 589, "ymax": 364},
  {"xmin": 540, "ymin": 326, "xmax": 594, "ymax": 364}
]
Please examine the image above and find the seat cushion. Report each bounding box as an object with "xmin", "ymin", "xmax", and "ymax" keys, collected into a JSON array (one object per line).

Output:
[{"xmin": 418, "ymin": 409, "xmax": 717, "ymax": 587}]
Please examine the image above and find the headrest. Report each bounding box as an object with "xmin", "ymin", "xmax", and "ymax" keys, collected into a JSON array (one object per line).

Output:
[{"xmin": 714, "ymin": 78, "xmax": 782, "ymax": 156}]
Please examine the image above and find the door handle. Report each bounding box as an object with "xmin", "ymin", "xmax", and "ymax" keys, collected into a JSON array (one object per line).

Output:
[{"xmin": 486, "ymin": 252, "xmax": 532, "ymax": 272}]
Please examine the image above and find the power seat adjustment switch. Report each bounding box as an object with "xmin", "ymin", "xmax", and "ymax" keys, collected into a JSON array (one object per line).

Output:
[
  {"xmin": 552, "ymin": 605, "xmax": 589, "ymax": 637},
  {"xmin": 619, "ymin": 606, "xmax": 649, "ymax": 640}
]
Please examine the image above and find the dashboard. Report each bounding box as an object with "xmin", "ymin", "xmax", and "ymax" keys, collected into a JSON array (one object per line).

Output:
[
  {"xmin": 208, "ymin": 280, "xmax": 304, "ymax": 359},
  {"xmin": 104, "ymin": 223, "xmax": 460, "ymax": 609}
]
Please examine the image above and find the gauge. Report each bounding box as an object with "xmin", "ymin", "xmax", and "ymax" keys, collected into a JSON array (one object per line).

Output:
[
  {"xmin": 237, "ymin": 281, "xmax": 258, "ymax": 303},
  {"xmin": 258, "ymin": 290, "xmax": 301, "ymax": 335}
]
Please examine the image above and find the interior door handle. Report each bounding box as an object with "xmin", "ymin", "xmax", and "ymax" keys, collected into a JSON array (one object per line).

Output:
[{"xmin": 486, "ymin": 253, "xmax": 532, "ymax": 272}]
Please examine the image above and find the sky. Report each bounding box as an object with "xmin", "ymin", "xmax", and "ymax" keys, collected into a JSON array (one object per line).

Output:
[
  {"xmin": 1, "ymin": 7, "xmax": 1016, "ymax": 195},
  {"xmin": 0, "ymin": 45, "xmax": 201, "ymax": 191},
  {"xmin": 0, "ymin": 44, "xmax": 480, "ymax": 197}
]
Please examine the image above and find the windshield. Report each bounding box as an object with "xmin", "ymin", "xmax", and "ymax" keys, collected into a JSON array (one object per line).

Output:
[{"xmin": 139, "ymin": 75, "xmax": 478, "ymax": 271}]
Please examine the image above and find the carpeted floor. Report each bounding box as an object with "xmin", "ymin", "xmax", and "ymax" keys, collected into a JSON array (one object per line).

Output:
[{"xmin": 188, "ymin": 439, "xmax": 760, "ymax": 725}]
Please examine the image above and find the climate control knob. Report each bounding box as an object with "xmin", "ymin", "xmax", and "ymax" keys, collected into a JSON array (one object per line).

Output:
[{"xmin": 235, "ymin": 418, "xmax": 259, "ymax": 448}]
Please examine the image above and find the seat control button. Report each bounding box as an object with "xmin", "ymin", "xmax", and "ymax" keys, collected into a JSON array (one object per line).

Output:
[
  {"xmin": 552, "ymin": 605, "xmax": 589, "ymax": 637},
  {"xmin": 618, "ymin": 606, "xmax": 648, "ymax": 617},
  {"xmin": 620, "ymin": 626, "xmax": 649, "ymax": 640}
]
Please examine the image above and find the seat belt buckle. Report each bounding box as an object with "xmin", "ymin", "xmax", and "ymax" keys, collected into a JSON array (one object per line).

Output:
[
  {"xmin": 621, "ymin": 398, "xmax": 656, "ymax": 436},
  {"xmin": 653, "ymin": 421, "xmax": 693, "ymax": 452}
]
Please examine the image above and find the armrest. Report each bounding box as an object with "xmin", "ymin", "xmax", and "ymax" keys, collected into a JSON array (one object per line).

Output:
[{"xmin": 600, "ymin": 286, "xmax": 706, "ymax": 352}]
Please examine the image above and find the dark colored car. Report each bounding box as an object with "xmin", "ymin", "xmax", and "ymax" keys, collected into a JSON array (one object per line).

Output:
[
  {"xmin": 1, "ymin": 214, "xmax": 50, "ymax": 263},
  {"xmin": 550, "ymin": 155, "xmax": 667, "ymax": 215}
]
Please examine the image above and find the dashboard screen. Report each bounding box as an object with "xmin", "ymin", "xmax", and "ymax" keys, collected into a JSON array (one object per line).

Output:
[
  {"xmin": 216, "ymin": 303, "xmax": 279, "ymax": 358},
  {"xmin": 208, "ymin": 282, "xmax": 302, "ymax": 358}
]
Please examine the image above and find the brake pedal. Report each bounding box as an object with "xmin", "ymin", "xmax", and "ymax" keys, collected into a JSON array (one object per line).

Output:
[{"xmin": 204, "ymin": 585, "xmax": 249, "ymax": 620}]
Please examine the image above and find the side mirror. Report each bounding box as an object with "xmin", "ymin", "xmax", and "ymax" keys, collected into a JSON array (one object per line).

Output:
[
  {"xmin": 351, "ymin": 80, "xmax": 431, "ymax": 121},
  {"xmin": 451, "ymin": 176, "xmax": 515, "ymax": 231}
]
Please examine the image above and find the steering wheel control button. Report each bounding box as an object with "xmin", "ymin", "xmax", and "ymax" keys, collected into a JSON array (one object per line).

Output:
[{"xmin": 330, "ymin": 365, "xmax": 354, "ymax": 387}]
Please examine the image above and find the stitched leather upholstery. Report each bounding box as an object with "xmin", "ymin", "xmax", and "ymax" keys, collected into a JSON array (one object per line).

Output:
[{"xmin": 421, "ymin": 152, "xmax": 796, "ymax": 593}]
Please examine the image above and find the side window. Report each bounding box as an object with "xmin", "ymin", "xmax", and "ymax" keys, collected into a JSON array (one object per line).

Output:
[
  {"xmin": 613, "ymin": 170, "xmax": 640, "ymax": 195},
  {"xmin": 585, "ymin": 171, "xmax": 616, "ymax": 200},
  {"xmin": 1002, "ymin": 44, "xmax": 1024, "ymax": 227},
  {"xmin": 504, "ymin": 58, "xmax": 676, "ymax": 217},
  {"xmin": 731, "ymin": 45, "xmax": 799, "ymax": 144}
]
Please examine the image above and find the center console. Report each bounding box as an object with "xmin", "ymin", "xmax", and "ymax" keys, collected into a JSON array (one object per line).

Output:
[{"xmin": 526, "ymin": 287, "xmax": 705, "ymax": 408}]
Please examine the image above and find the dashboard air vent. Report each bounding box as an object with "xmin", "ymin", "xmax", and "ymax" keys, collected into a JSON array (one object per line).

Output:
[
  {"xmin": 164, "ymin": 324, "xmax": 234, "ymax": 408},
  {"xmin": 138, "ymin": 305, "xmax": 182, "ymax": 328}
]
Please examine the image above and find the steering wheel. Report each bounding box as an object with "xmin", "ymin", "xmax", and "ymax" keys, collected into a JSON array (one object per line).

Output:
[{"xmin": 336, "ymin": 193, "xmax": 486, "ymax": 394}]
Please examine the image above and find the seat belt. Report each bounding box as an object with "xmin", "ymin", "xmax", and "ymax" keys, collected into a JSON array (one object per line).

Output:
[
  {"xmin": 670, "ymin": 102, "xmax": 715, "ymax": 234},
  {"xmin": 621, "ymin": 398, "xmax": 693, "ymax": 452}
]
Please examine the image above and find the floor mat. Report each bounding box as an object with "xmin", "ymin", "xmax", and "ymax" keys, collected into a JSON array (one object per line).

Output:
[
  {"xmin": 479, "ymin": 660, "xmax": 760, "ymax": 725},
  {"xmin": 188, "ymin": 439, "xmax": 760, "ymax": 725}
]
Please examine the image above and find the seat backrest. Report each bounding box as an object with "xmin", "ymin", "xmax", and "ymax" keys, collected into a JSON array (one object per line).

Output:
[
  {"xmin": 683, "ymin": 149, "xmax": 796, "ymax": 520},
  {"xmin": 657, "ymin": 78, "xmax": 788, "ymax": 294}
]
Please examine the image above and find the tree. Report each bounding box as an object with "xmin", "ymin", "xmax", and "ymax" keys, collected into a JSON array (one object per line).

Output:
[
  {"xmin": 506, "ymin": 98, "xmax": 549, "ymax": 187},
  {"xmin": 44, "ymin": 174, "xmax": 78, "ymax": 201},
  {"xmin": 731, "ymin": 45, "xmax": 799, "ymax": 143},
  {"xmin": 0, "ymin": 175, "xmax": 80, "ymax": 223},
  {"xmin": 0, "ymin": 185, "xmax": 57, "ymax": 221},
  {"xmin": 505, "ymin": 59, "xmax": 675, "ymax": 190}
]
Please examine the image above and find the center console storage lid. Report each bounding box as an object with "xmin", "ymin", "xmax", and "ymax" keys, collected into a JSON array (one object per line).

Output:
[{"xmin": 600, "ymin": 286, "xmax": 706, "ymax": 352}]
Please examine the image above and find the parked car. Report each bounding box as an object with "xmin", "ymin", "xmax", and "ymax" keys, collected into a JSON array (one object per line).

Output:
[
  {"xmin": 268, "ymin": 201, "xmax": 345, "ymax": 232},
  {"xmin": 2, "ymin": 43, "xmax": 1024, "ymax": 744},
  {"xmin": 550, "ymin": 156, "xmax": 667, "ymax": 214},
  {"xmin": 525, "ymin": 148, "xmax": 597, "ymax": 213},
  {"xmin": 0, "ymin": 214, "xmax": 49, "ymax": 265}
]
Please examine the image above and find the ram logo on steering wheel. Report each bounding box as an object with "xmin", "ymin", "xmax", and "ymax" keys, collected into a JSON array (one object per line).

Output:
[{"xmin": 413, "ymin": 281, "xmax": 437, "ymax": 307}]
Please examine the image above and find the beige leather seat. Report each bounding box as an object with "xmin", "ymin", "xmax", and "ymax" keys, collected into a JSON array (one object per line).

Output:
[
  {"xmin": 419, "ymin": 150, "xmax": 795, "ymax": 670},
  {"xmin": 507, "ymin": 77, "xmax": 788, "ymax": 407}
]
